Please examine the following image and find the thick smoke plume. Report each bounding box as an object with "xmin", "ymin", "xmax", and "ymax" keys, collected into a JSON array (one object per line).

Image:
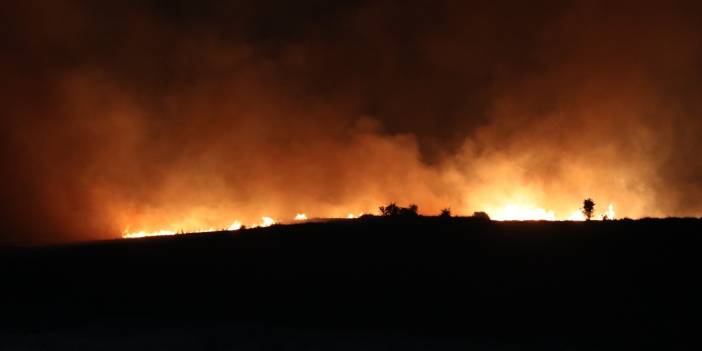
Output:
[{"xmin": 2, "ymin": 0, "xmax": 702, "ymax": 244}]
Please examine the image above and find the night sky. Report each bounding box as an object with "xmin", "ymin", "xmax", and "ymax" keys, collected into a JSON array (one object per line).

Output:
[{"xmin": 3, "ymin": 0, "xmax": 702, "ymax": 244}]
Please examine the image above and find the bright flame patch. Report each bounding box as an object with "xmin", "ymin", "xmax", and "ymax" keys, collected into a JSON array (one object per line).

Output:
[
  {"xmin": 227, "ymin": 221, "xmax": 242, "ymax": 231},
  {"xmin": 122, "ymin": 202, "xmax": 617, "ymax": 239},
  {"xmin": 122, "ymin": 229, "xmax": 177, "ymax": 239},
  {"xmin": 489, "ymin": 203, "xmax": 616, "ymax": 221},
  {"xmin": 490, "ymin": 204, "xmax": 557, "ymax": 221},
  {"xmin": 256, "ymin": 216, "xmax": 276, "ymax": 228}
]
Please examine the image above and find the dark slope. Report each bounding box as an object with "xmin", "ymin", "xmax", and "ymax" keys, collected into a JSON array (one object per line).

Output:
[{"xmin": 1, "ymin": 217, "xmax": 701, "ymax": 349}]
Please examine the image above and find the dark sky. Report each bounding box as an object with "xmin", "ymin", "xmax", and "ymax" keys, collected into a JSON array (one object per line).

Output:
[{"xmin": 3, "ymin": 0, "xmax": 702, "ymax": 244}]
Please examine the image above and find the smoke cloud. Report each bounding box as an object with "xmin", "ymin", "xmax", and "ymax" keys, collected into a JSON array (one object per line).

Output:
[{"xmin": 2, "ymin": 0, "xmax": 702, "ymax": 244}]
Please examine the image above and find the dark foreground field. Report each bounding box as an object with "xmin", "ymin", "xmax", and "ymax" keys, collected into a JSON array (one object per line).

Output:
[{"xmin": 1, "ymin": 217, "xmax": 701, "ymax": 350}]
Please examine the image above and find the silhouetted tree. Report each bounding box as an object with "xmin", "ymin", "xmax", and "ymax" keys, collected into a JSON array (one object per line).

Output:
[
  {"xmin": 379, "ymin": 203, "xmax": 400, "ymax": 216},
  {"xmin": 473, "ymin": 211, "xmax": 491, "ymax": 221},
  {"xmin": 582, "ymin": 198, "xmax": 595, "ymax": 221},
  {"xmin": 440, "ymin": 208, "xmax": 451, "ymax": 218},
  {"xmin": 400, "ymin": 204, "xmax": 419, "ymax": 216},
  {"xmin": 379, "ymin": 203, "xmax": 418, "ymax": 217}
]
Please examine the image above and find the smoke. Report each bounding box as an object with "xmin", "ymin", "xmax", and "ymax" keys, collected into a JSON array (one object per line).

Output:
[{"xmin": 2, "ymin": 0, "xmax": 702, "ymax": 244}]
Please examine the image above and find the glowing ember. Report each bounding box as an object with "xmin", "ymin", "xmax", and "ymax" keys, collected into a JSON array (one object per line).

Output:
[{"xmin": 294, "ymin": 213, "xmax": 308, "ymax": 221}]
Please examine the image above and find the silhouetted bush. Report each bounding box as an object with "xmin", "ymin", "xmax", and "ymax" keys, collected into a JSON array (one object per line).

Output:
[
  {"xmin": 472, "ymin": 211, "xmax": 491, "ymax": 221},
  {"xmin": 440, "ymin": 208, "xmax": 451, "ymax": 218},
  {"xmin": 582, "ymin": 198, "xmax": 595, "ymax": 221},
  {"xmin": 379, "ymin": 203, "xmax": 400, "ymax": 216},
  {"xmin": 379, "ymin": 203, "xmax": 418, "ymax": 217},
  {"xmin": 400, "ymin": 204, "xmax": 419, "ymax": 216}
]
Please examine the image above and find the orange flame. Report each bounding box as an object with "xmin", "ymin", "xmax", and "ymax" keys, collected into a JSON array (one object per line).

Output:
[
  {"xmin": 122, "ymin": 201, "xmax": 617, "ymax": 239},
  {"xmin": 488, "ymin": 202, "xmax": 616, "ymax": 221},
  {"xmin": 121, "ymin": 216, "xmax": 274, "ymax": 238}
]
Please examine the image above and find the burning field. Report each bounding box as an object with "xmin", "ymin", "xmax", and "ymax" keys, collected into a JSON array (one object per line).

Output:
[{"xmin": 3, "ymin": 1, "xmax": 702, "ymax": 245}]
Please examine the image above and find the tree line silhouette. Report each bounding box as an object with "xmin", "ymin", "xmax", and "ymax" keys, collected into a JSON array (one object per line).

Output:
[{"xmin": 377, "ymin": 198, "xmax": 601, "ymax": 221}]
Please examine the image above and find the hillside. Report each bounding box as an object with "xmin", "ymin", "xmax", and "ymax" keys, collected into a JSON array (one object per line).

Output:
[{"xmin": 1, "ymin": 217, "xmax": 701, "ymax": 349}]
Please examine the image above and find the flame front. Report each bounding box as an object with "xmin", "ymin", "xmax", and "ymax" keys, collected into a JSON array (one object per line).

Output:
[
  {"xmin": 490, "ymin": 204, "xmax": 557, "ymax": 221},
  {"xmin": 122, "ymin": 229, "xmax": 178, "ymax": 239},
  {"xmin": 121, "ymin": 217, "xmax": 273, "ymax": 238},
  {"xmin": 122, "ymin": 202, "xmax": 617, "ymax": 239},
  {"xmin": 258, "ymin": 217, "xmax": 276, "ymax": 227},
  {"xmin": 486, "ymin": 200, "xmax": 616, "ymax": 221},
  {"xmin": 227, "ymin": 221, "xmax": 242, "ymax": 231}
]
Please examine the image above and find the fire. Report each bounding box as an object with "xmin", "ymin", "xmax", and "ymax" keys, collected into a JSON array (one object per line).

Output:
[
  {"xmin": 227, "ymin": 221, "xmax": 242, "ymax": 231},
  {"xmin": 605, "ymin": 203, "xmax": 616, "ymax": 219},
  {"xmin": 122, "ymin": 229, "xmax": 178, "ymax": 239},
  {"xmin": 122, "ymin": 209, "xmax": 372, "ymax": 239},
  {"xmin": 490, "ymin": 204, "xmax": 557, "ymax": 221},
  {"xmin": 567, "ymin": 210, "xmax": 586, "ymax": 221},
  {"xmin": 122, "ymin": 216, "xmax": 276, "ymax": 238},
  {"xmin": 122, "ymin": 202, "xmax": 617, "ymax": 239},
  {"xmin": 254, "ymin": 216, "xmax": 276, "ymax": 228},
  {"xmin": 121, "ymin": 227, "xmax": 218, "ymax": 239},
  {"xmin": 489, "ymin": 203, "xmax": 616, "ymax": 221}
]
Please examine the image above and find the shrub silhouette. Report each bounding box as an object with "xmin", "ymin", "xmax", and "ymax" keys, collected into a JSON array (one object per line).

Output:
[
  {"xmin": 379, "ymin": 203, "xmax": 418, "ymax": 217},
  {"xmin": 440, "ymin": 208, "xmax": 451, "ymax": 218},
  {"xmin": 379, "ymin": 203, "xmax": 400, "ymax": 216},
  {"xmin": 473, "ymin": 211, "xmax": 491, "ymax": 221},
  {"xmin": 582, "ymin": 198, "xmax": 595, "ymax": 221},
  {"xmin": 400, "ymin": 204, "xmax": 419, "ymax": 216}
]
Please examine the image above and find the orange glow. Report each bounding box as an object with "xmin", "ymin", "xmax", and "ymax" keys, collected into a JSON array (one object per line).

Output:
[
  {"xmin": 489, "ymin": 204, "xmax": 618, "ymax": 221},
  {"xmin": 605, "ymin": 204, "xmax": 616, "ymax": 219},
  {"xmin": 227, "ymin": 221, "xmax": 243, "ymax": 231},
  {"xmin": 7, "ymin": 0, "xmax": 695, "ymax": 247},
  {"xmin": 567, "ymin": 210, "xmax": 587, "ymax": 221},
  {"xmin": 122, "ymin": 216, "xmax": 278, "ymax": 238},
  {"xmin": 122, "ymin": 229, "xmax": 178, "ymax": 239},
  {"xmin": 122, "ymin": 200, "xmax": 617, "ymax": 239},
  {"xmin": 490, "ymin": 204, "xmax": 557, "ymax": 221},
  {"xmin": 484, "ymin": 194, "xmax": 616, "ymax": 221},
  {"xmin": 258, "ymin": 216, "xmax": 276, "ymax": 227},
  {"xmin": 121, "ymin": 227, "xmax": 219, "ymax": 239}
]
